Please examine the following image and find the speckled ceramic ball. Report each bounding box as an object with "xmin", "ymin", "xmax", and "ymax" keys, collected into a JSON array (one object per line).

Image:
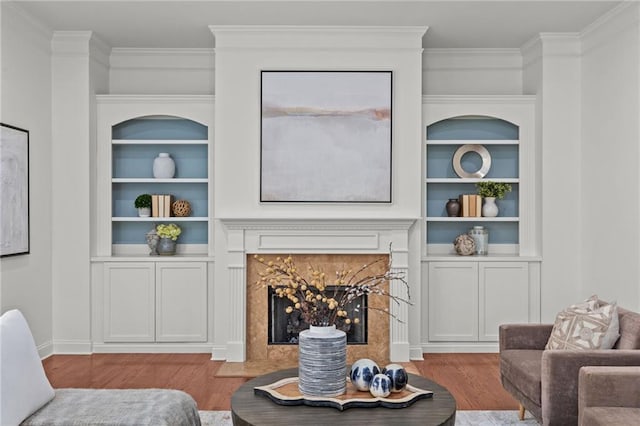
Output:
[
  {"xmin": 369, "ymin": 373, "xmax": 391, "ymax": 398},
  {"xmin": 382, "ymin": 363, "xmax": 408, "ymax": 392},
  {"xmin": 350, "ymin": 358, "xmax": 380, "ymax": 391}
]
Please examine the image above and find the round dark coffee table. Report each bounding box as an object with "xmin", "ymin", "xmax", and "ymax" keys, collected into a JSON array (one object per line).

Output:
[{"xmin": 231, "ymin": 368, "xmax": 456, "ymax": 425}]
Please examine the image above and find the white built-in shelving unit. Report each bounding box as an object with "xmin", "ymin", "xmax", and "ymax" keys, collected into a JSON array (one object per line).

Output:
[
  {"xmin": 421, "ymin": 96, "xmax": 542, "ymax": 352},
  {"xmin": 90, "ymin": 95, "xmax": 214, "ymax": 353}
]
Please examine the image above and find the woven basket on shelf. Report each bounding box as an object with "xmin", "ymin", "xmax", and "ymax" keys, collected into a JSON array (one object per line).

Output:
[{"xmin": 171, "ymin": 199, "xmax": 192, "ymax": 217}]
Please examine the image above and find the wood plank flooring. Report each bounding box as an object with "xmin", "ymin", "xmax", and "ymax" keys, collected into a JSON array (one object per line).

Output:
[{"xmin": 42, "ymin": 353, "xmax": 519, "ymax": 411}]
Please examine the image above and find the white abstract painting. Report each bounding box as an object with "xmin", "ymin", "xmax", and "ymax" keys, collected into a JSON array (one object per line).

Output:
[
  {"xmin": 261, "ymin": 71, "xmax": 392, "ymax": 202},
  {"xmin": 0, "ymin": 124, "xmax": 29, "ymax": 256}
]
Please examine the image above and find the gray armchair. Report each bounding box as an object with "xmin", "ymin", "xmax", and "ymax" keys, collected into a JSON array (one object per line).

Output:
[
  {"xmin": 499, "ymin": 306, "xmax": 640, "ymax": 425},
  {"xmin": 578, "ymin": 366, "xmax": 640, "ymax": 426}
]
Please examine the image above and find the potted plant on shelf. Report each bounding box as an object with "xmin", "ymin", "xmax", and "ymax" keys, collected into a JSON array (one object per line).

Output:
[
  {"xmin": 476, "ymin": 181, "xmax": 512, "ymax": 217},
  {"xmin": 134, "ymin": 194, "xmax": 152, "ymax": 217},
  {"xmin": 155, "ymin": 223, "xmax": 181, "ymax": 256}
]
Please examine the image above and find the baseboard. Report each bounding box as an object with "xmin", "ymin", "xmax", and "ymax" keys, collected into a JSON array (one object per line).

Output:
[
  {"xmin": 53, "ymin": 339, "xmax": 93, "ymax": 354},
  {"xmin": 92, "ymin": 343, "xmax": 213, "ymax": 353},
  {"xmin": 38, "ymin": 340, "xmax": 54, "ymax": 359},
  {"xmin": 410, "ymin": 346, "xmax": 425, "ymax": 360},
  {"xmin": 211, "ymin": 345, "xmax": 227, "ymax": 360},
  {"xmin": 421, "ymin": 342, "xmax": 499, "ymax": 353}
]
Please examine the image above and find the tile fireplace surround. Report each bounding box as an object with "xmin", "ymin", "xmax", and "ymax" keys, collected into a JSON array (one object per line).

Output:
[
  {"xmin": 246, "ymin": 253, "xmax": 390, "ymax": 364},
  {"xmin": 218, "ymin": 218, "xmax": 415, "ymax": 362}
]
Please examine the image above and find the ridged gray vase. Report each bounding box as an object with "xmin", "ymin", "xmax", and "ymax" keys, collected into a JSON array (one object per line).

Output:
[{"xmin": 298, "ymin": 325, "xmax": 347, "ymax": 397}]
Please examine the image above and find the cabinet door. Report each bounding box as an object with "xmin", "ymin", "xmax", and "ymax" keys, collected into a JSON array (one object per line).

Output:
[
  {"xmin": 155, "ymin": 262, "xmax": 207, "ymax": 342},
  {"xmin": 428, "ymin": 262, "xmax": 479, "ymax": 341},
  {"xmin": 104, "ymin": 263, "xmax": 155, "ymax": 342},
  {"xmin": 479, "ymin": 262, "xmax": 529, "ymax": 341}
]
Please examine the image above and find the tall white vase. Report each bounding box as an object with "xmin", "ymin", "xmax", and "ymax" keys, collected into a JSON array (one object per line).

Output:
[
  {"xmin": 153, "ymin": 153, "xmax": 175, "ymax": 178},
  {"xmin": 482, "ymin": 197, "xmax": 499, "ymax": 217},
  {"xmin": 298, "ymin": 325, "xmax": 346, "ymax": 397}
]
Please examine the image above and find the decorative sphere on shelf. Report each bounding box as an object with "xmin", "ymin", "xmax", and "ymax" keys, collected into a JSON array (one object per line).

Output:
[
  {"xmin": 369, "ymin": 373, "xmax": 391, "ymax": 398},
  {"xmin": 382, "ymin": 363, "xmax": 408, "ymax": 392},
  {"xmin": 453, "ymin": 233, "xmax": 476, "ymax": 256},
  {"xmin": 172, "ymin": 199, "xmax": 192, "ymax": 217},
  {"xmin": 350, "ymin": 358, "xmax": 380, "ymax": 391}
]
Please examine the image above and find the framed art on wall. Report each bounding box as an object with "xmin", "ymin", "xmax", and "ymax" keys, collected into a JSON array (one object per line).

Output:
[
  {"xmin": 0, "ymin": 123, "xmax": 30, "ymax": 257},
  {"xmin": 260, "ymin": 70, "xmax": 392, "ymax": 203}
]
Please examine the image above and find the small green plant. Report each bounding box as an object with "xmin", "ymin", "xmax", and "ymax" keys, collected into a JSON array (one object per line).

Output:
[
  {"xmin": 476, "ymin": 181, "xmax": 512, "ymax": 199},
  {"xmin": 156, "ymin": 223, "xmax": 181, "ymax": 241},
  {"xmin": 134, "ymin": 194, "xmax": 152, "ymax": 209}
]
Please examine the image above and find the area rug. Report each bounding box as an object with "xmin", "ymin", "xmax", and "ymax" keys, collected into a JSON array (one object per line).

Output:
[
  {"xmin": 456, "ymin": 410, "xmax": 539, "ymax": 425},
  {"xmin": 199, "ymin": 410, "xmax": 540, "ymax": 425}
]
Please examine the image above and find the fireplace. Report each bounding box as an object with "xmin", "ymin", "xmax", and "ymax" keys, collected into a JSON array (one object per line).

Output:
[
  {"xmin": 246, "ymin": 252, "xmax": 391, "ymax": 364},
  {"xmin": 217, "ymin": 218, "xmax": 415, "ymax": 363},
  {"xmin": 268, "ymin": 286, "xmax": 367, "ymax": 344}
]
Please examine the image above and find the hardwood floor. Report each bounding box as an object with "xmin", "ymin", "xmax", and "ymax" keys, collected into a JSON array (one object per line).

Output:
[{"xmin": 43, "ymin": 353, "xmax": 519, "ymax": 411}]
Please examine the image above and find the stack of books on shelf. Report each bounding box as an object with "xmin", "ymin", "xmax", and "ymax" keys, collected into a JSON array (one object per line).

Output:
[
  {"xmin": 458, "ymin": 194, "xmax": 482, "ymax": 217},
  {"xmin": 151, "ymin": 194, "xmax": 173, "ymax": 217}
]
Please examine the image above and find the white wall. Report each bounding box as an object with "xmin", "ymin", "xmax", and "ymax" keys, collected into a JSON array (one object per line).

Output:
[
  {"xmin": 212, "ymin": 27, "xmax": 425, "ymax": 220},
  {"xmin": 0, "ymin": 3, "xmax": 54, "ymax": 356},
  {"xmin": 109, "ymin": 48, "xmax": 215, "ymax": 95},
  {"xmin": 423, "ymin": 48, "xmax": 522, "ymax": 95},
  {"xmin": 522, "ymin": 34, "xmax": 583, "ymax": 321},
  {"xmin": 5, "ymin": 4, "xmax": 640, "ymax": 358},
  {"xmin": 210, "ymin": 26, "xmax": 426, "ymax": 359},
  {"xmin": 581, "ymin": 3, "xmax": 640, "ymax": 310}
]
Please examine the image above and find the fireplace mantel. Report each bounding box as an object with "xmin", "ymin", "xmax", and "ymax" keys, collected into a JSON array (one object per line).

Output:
[
  {"xmin": 215, "ymin": 217, "xmax": 417, "ymax": 362},
  {"xmin": 219, "ymin": 217, "xmax": 418, "ymax": 230}
]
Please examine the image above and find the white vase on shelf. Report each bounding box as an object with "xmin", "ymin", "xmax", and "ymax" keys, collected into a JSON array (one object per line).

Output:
[
  {"xmin": 482, "ymin": 197, "xmax": 499, "ymax": 217},
  {"xmin": 153, "ymin": 153, "xmax": 175, "ymax": 178}
]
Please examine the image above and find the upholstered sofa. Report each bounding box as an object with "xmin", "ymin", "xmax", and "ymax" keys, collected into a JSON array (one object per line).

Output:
[
  {"xmin": 499, "ymin": 305, "xmax": 640, "ymax": 425},
  {"xmin": 578, "ymin": 366, "xmax": 640, "ymax": 426},
  {"xmin": 0, "ymin": 309, "xmax": 201, "ymax": 426}
]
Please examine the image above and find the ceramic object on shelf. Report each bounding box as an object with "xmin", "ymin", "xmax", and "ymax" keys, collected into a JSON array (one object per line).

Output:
[
  {"xmin": 369, "ymin": 374, "xmax": 391, "ymax": 398},
  {"xmin": 156, "ymin": 237, "xmax": 176, "ymax": 256},
  {"xmin": 137, "ymin": 207, "xmax": 151, "ymax": 218},
  {"xmin": 468, "ymin": 226, "xmax": 489, "ymax": 255},
  {"xmin": 382, "ymin": 363, "xmax": 408, "ymax": 393},
  {"xmin": 482, "ymin": 196, "xmax": 499, "ymax": 217},
  {"xmin": 298, "ymin": 325, "xmax": 346, "ymax": 397},
  {"xmin": 350, "ymin": 358, "xmax": 381, "ymax": 391},
  {"xmin": 445, "ymin": 198, "xmax": 460, "ymax": 217},
  {"xmin": 153, "ymin": 153, "xmax": 175, "ymax": 178},
  {"xmin": 145, "ymin": 229, "xmax": 159, "ymax": 256},
  {"xmin": 453, "ymin": 233, "xmax": 475, "ymax": 256}
]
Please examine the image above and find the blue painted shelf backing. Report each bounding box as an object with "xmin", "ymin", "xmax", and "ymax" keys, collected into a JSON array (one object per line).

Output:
[
  {"xmin": 427, "ymin": 116, "xmax": 518, "ymax": 140},
  {"xmin": 113, "ymin": 222, "xmax": 208, "ymax": 245},
  {"xmin": 426, "ymin": 183, "xmax": 519, "ymax": 218},
  {"xmin": 113, "ymin": 183, "xmax": 208, "ymax": 218},
  {"xmin": 112, "ymin": 144, "xmax": 208, "ymax": 178},
  {"xmin": 112, "ymin": 116, "xmax": 209, "ymax": 246},
  {"xmin": 426, "ymin": 117, "xmax": 520, "ymax": 246},
  {"xmin": 112, "ymin": 117, "xmax": 207, "ymax": 140},
  {"xmin": 426, "ymin": 145, "xmax": 518, "ymax": 179},
  {"xmin": 427, "ymin": 222, "xmax": 519, "ymax": 245}
]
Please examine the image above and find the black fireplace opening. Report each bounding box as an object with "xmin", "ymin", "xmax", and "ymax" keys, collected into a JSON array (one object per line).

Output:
[{"xmin": 268, "ymin": 286, "xmax": 368, "ymax": 345}]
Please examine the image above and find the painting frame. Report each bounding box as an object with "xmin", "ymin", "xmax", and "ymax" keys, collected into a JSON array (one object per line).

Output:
[
  {"xmin": 260, "ymin": 70, "xmax": 392, "ymax": 203},
  {"xmin": 0, "ymin": 123, "xmax": 30, "ymax": 257}
]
